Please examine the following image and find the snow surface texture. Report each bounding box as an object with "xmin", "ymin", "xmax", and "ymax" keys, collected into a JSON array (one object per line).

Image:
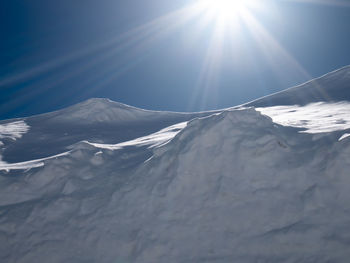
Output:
[
  {"xmin": 257, "ymin": 101, "xmax": 350, "ymax": 133},
  {"xmin": 0, "ymin": 67, "xmax": 350, "ymax": 263},
  {"xmin": 84, "ymin": 122, "xmax": 187, "ymax": 150},
  {"xmin": 339, "ymin": 133, "xmax": 350, "ymax": 141},
  {"xmin": 0, "ymin": 121, "xmax": 29, "ymax": 141},
  {"xmin": 0, "ymin": 121, "xmax": 30, "ymax": 167}
]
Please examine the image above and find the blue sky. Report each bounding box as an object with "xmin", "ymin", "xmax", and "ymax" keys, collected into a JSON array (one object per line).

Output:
[{"xmin": 1, "ymin": 0, "xmax": 350, "ymax": 120}]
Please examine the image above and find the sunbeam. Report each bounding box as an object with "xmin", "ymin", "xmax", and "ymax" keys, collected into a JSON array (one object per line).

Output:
[
  {"xmin": 237, "ymin": 8, "xmax": 334, "ymax": 103},
  {"xmin": 0, "ymin": 5, "xmax": 198, "ymax": 114},
  {"xmin": 1, "ymin": 0, "xmax": 349, "ymax": 117}
]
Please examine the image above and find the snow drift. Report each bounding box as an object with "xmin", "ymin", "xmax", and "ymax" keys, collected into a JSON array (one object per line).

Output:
[{"xmin": 0, "ymin": 67, "xmax": 350, "ymax": 263}]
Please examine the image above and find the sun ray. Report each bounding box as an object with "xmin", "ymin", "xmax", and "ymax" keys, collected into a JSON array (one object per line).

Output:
[
  {"xmin": 239, "ymin": 9, "xmax": 334, "ymax": 102},
  {"xmin": 0, "ymin": 5, "xmax": 200, "ymax": 114},
  {"xmin": 2, "ymin": 0, "xmax": 348, "ymax": 115},
  {"xmin": 188, "ymin": 23, "xmax": 225, "ymax": 110},
  {"xmin": 0, "ymin": 4, "xmax": 196, "ymax": 90}
]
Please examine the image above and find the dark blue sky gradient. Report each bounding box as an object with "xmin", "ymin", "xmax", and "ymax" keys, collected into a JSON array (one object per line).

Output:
[{"xmin": 1, "ymin": 0, "xmax": 350, "ymax": 120}]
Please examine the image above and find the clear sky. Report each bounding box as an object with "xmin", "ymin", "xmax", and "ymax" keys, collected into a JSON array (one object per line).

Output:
[{"xmin": 1, "ymin": 0, "xmax": 350, "ymax": 120}]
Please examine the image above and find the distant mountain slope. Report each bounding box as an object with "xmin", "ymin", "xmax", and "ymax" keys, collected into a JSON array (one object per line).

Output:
[
  {"xmin": 0, "ymin": 98, "xmax": 218, "ymax": 163},
  {"xmin": 244, "ymin": 65, "xmax": 350, "ymax": 107}
]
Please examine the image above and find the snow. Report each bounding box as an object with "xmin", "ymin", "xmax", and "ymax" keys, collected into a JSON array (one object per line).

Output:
[
  {"xmin": 339, "ymin": 133, "xmax": 350, "ymax": 141},
  {"xmin": 0, "ymin": 120, "xmax": 30, "ymax": 171},
  {"xmin": 84, "ymin": 121, "xmax": 187, "ymax": 150},
  {"xmin": 0, "ymin": 151, "xmax": 70, "ymax": 172},
  {"xmin": 0, "ymin": 66, "xmax": 350, "ymax": 262},
  {"xmin": 257, "ymin": 101, "xmax": 350, "ymax": 133},
  {"xmin": 0, "ymin": 121, "xmax": 186, "ymax": 172},
  {"xmin": 0, "ymin": 120, "xmax": 29, "ymax": 140},
  {"xmin": 0, "ymin": 99, "xmax": 216, "ymax": 164}
]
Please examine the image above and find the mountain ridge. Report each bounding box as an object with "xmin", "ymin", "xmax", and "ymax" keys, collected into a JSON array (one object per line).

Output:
[{"xmin": 244, "ymin": 65, "xmax": 350, "ymax": 107}]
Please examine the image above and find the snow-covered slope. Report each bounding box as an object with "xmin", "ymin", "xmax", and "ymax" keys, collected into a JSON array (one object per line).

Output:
[
  {"xmin": 257, "ymin": 101, "xmax": 350, "ymax": 133},
  {"xmin": 244, "ymin": 65, "xmax": 350, "ymax": 107},
  {"xmin": 0, "ymin": 98, "xmax": 217, "ymax": 164},
  {"xmin": 243, "ymin": 66, "xmax": 350, "ymax": 134},
  {"xmin": 0, "ymin": 67, "xmax": 350, "ymax": 263}
]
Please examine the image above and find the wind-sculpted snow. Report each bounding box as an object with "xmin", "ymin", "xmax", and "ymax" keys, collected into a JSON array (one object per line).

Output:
[
  {"xmin": 257, "ymin": 101, "xmax": 350, "ymax": 133},
  {"xmin": 0, "ymin": 120, "xmax": 29, "ymax": 140},
  {"xmin": 0, "ymin": 120, "xmax": 30, "ymax": 169},
  {"xmin": 0, "ymin": 151, "xmax": 70, "ymax": 173},
  {"xmin": 84, "ymin": 121, "xmax": 187, "ymax": 150},
  {"xmin": 0, "ymin": 122, "xmax": 186, "ymax": 172},
  {"xmin": 1, "ymin": 107, "xmax": 350, "ymax": 263},
  {"xmin": 339, "ymin": 133, "xmax": 350, "ymax": 141}
]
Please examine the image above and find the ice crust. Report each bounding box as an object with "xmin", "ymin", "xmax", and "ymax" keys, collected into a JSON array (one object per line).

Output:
[{"xmin": 0, "ymin": 107, "xmax": 350, "ymax": 263}]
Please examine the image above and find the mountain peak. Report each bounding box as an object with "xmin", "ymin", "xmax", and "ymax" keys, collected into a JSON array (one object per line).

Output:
[
  {"xmin": 44, "ymin": 98, "xmax": 214, "ymax": 124},
  {"xmin": 77, "ymin": 98, "xmax": 135, "ymax": 110},
  {"xmin": 39, "ymin": 98, "xmax": 155, "ymax": 124}
]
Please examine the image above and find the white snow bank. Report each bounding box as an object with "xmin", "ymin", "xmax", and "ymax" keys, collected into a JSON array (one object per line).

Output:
[
  {"xmin": 257, "ymin": 101, "xmax": 350, "ymax": 133},
  {"xmin": 339, "ymin": 133, "xmax": 350, "ymax": 141},
  {"xmin": 0, "ymin": 120, "xmax": 29, "ymax": 140},
  {"xmin": 0, "ymin": 120, "xmax": 30, "ymax": 169},
  {"xmin": 84, "ymin": 122, "xmax": 187, "ymax": 150},
  {"xmin": 0, "ymin": 151, "xmax": 70, "ymax": 172},
  {"xmin": 0, "ymin": 121, "xmax": 186, "ymax": 172}
]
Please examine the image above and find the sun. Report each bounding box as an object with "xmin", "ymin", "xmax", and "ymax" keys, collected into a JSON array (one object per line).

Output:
[{"xmin": 197, "ymin": 0, "xmax": 252, "ymax": 21}]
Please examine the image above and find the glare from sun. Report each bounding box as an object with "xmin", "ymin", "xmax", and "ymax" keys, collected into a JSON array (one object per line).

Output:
[{"xmin": 198, "ymin": 0, "xmax": 251, "ymax": 21}]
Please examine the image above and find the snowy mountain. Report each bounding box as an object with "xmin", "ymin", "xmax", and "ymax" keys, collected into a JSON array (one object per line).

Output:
[
  {"xmin": 0, "ymin": 67, "xmax": 350, "ymax": 263},
  {"xmin": 0, "ymin": 98, "xmax": 217, "ymax": 165}
]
